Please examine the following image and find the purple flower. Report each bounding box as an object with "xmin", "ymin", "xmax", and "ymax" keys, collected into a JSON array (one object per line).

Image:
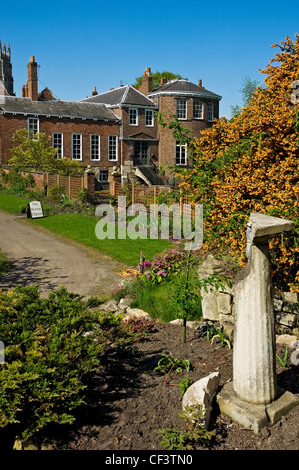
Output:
[
  {"xmin": 143, "ymin": 260, "xmax": 152, "ymax": 268},
  {"xmin": 145, "ymin": 272, "xmax": 151, "ymax": 278},
  {"xmin": 157, "ymin": 270, "xmax": 166, "ymax": 277}
]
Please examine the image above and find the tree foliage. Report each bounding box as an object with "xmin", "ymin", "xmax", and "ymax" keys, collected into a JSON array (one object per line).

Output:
[
  {"xmin": 133, "ymin": 70, "xmax": 184, "ymax": 90},
  {"xmin": 9, "ymin": 129, "xmax": 84, "ymax": 176},
  {"xmin": 173, "ymin": 35, "xmax": 299, "ymax": 292},
  {"xmin": 230, "ymin": 75, "xmax": 261, "ymax": 117}
]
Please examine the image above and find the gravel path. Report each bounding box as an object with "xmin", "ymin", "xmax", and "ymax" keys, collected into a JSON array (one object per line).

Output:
[{"xmin": 0, "ymin": 211, "xmax": 126, "ymax": 298}]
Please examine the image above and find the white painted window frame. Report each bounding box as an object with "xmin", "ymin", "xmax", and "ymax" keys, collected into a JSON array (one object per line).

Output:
[
  {"xmin": 129, "ymin": 108, "xmax": 138, "ymax": 126},
  {"xmin": 90, "ymin": 134, "xmax": 101, "ymax": 161},
  {"xmin": 52, "ymin": 132, "xmax": 64, "ymax": 158},
  {"xmin": 72, "ymin": 133, "xmax": 83, "ymax": 160},
  {"xmin": 108, "ymin": 135, "xmax": 118, "ymax": 161}
]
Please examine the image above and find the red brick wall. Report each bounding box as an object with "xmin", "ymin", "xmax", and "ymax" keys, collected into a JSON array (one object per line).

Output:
[
  {"xmin": 120, "ymin": 107, "xmax": 158, "ymax": 165},
  {"xmin": 155, "ymin": 95, "xmax": 219, "ymax": 173},
  {"xmin": 0, "ymin": 113, "xmax": 120, "ymax": 167}
]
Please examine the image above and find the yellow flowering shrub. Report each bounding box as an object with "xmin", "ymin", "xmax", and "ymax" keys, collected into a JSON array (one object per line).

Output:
[{"xmin": 177, "ymin": 35, "xmax": 299, "ymax": 292}]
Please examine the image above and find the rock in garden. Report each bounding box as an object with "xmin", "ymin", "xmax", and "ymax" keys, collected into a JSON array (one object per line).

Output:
[
  {"xmin": 276, "ymin": 334, "xmax": 299, "ymax": 350},
  {"xmin": 123, "ymin": 307, "xmax": 151, "ymax": 321},
  {"xmin": 182, "ymin": 371, "xmax": 220, "ymax": 428}
]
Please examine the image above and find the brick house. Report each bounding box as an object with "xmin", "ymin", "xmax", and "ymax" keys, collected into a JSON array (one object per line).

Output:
[
  {"xmin": 0, "ymin": 45, "xmax": 222, "ymax": 188},
  {"xmin": 0, "ymin": 53, "xmax": 121, "ymax": 189},
  {"xmin": 81, "ymin": 84, "xmax": 165, "ymax": 185},
  {"xmin": 143, "ymin": 70, "xmax": 222, "ymax": 176},
  {"xmin": 84, "ymin": 67, "xmax": 222, "ymax": 183}
]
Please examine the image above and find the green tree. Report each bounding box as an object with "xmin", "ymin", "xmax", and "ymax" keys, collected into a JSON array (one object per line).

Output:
[
  {"xmin": 9, "ymin": 129, "xmax": 84, "ymax": 176},
  {"xmin": 230, "ymin": 76, "xmax": 261, "ymax": 117},
  {"xmin": 133, "ymin": 70, "xmax": 185, "ymax": 89}
]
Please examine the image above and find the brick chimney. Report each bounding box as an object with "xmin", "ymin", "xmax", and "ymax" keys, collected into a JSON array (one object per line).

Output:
[
  {"xmin": 138, "ymin": 67, "xmax": 152, "ymax": 95},
  {"xmin": 27, "ymin": 56, "xmax": 38, "ymax": 101}
]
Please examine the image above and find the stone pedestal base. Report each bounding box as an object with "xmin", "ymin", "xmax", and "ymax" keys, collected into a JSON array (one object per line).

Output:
[{"xmin": 217, "ymin": 382, "xmax": 299, "ymax": 434}]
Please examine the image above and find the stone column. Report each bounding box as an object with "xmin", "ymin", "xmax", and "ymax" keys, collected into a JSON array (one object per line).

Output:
[
  {"xmin": 233, "ymin": 213, "xmax": 294, "ymax": 404},
  {"xmin": 217, "ymin": 212, "xmax": 299, "ymax": 432}
]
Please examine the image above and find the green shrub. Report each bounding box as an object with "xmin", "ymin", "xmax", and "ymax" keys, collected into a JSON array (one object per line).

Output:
[
  {"xmin": 48, "ymin": 185, "xmax": 65, "ymax": 202},
  {"xmin": 0, "ymin": 285, "xmax": 125, "ymax": 440}
]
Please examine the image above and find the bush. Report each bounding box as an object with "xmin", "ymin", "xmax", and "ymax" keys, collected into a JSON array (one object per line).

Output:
[
  {"xmin": 48, "ymin": 185, "xmax": 65, "ymax": 202},
  {"xmin": 169, "ymin": 35, "xmax": 299, "ymax": 292},
  {"xmin": 0, "ymin": 285, "xmax": 129, "ymax": 440},
  {"xmin": 1, "ymin": 168, "xmax": 36, "ymax": 195}
]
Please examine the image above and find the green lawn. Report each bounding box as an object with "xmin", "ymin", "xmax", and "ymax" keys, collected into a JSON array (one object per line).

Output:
[
  {"xmin": 0, "ymin": 192, "xmax": 52, "ymax": 214},
  {"xmin": 30, "ymin": 213, "xmax": 171, "ymax": 266},
  {"xmin": 0, "ymin": 194, "xmax": 171, "ymax": 266}
]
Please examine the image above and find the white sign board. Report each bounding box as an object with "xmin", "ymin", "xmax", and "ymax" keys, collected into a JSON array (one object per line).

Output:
[{"xmin": 28, "ymin": 201, "xmax": 44, "ymax": 219}]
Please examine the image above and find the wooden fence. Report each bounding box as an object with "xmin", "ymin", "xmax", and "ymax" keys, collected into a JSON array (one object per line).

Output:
[
  {"xmin": 109, "ymin": 176, "xmax": 193, "ymax": 217},
  {"xmin": 2, "ymin": 167, "xmax": 95, "ymax": 201}
]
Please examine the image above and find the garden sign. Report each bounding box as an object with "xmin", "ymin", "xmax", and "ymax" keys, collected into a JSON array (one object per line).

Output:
[{"xmin": 27, "ymin": 201, "xmax": 44, "ymax": 219}]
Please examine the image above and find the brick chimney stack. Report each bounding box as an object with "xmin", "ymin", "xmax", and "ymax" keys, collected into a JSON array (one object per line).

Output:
[
  {"xmin": 27, "ymin": 56, "xmax": 38, "ymax": 101},
  {"xmin": 138, "ymin": 67, "xmax": 152, "ymax": 95}
]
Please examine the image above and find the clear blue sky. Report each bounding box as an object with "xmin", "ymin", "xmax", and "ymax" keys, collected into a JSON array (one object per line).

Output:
[{"xmin": 1, "ymin": 0, "xmax": 298, "ymax": 118}]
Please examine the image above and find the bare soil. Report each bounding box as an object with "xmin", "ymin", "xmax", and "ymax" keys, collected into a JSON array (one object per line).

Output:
[{"xmin": 43, "ymin": 321, "xmax": 299, "ymax": 452}]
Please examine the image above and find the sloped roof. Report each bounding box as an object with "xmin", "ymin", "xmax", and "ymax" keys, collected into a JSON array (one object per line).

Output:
[
  {"xmin": 0, "ymin": 96, "xmax": 120, "ymax": 121},
  {"xmin": 81, "ymin": 85, "xmax": 157, "ymax": 108},
  {"xmin": 148, "ymin": 79, "xmax": 222, "ymax": 100}
]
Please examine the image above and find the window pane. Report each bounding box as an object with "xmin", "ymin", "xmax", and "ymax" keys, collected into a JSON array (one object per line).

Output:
[
  {"xmin": 28, "ymin": 117, "xmax": 39, "ymax": 136},
  {"xmin": 129, "ymin": 108, "xmax": 138, "ymax": 125},
  {"xmin": 145, "ymin": 110, "xmax": 153, "ymax": 126},
  {"xmin": 72, "ymin": 134, "xmax": 82, "ymax": 160},
  {"xmin": 99, "ymin": 170, "xmax": 108, "ymax": 182},
  {"xmin": 175, "ymin": 141, "xmax": 187, "ymax": 165},
  {"xmin": 53, "ymin": 133, "xmax": 63, "ymax": 158},
  {"xmin": 193, "ymin": 100, "xmax": 203, "ymax": 119},
  {"xmin": 176, "ymin": 100, "xmax": 186, "ymax": 119},
  {"xmin": 108, "ymin": 135, "xmax": 118, "ymax": 161},
  {"xmin": 91, "ymin": 134, "xmax": 100, "ymax": 160}
]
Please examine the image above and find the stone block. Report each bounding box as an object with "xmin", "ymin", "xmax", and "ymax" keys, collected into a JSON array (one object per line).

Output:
[
  {"xmin": 282, "ymin": 302, "xmax": 299, "ymax": 314},
  {"xmin": 276, "ymin": 334, "xmax": 299, "ymax": 349},
  {"xmin": 183, "ymin": 372, "xmax": 220, "ymax": 428},
  {"xmin": 282, "ymin": 292, "xmax": 298, "ymax": 304},
  {"xmin": 200, "ymin": 288, "xmax": 220, "ymax": 321},
  {"xmin": 217, "ymin": 293, "xmax": 232, "ymax": 314},
  {"xmin": 217, "ymin": 382, "xmax": 299, "ymax": 433},
  {"xmin": 273, "ymin": 298, "xmax": 283, "ymax": 311},
  {"xmin": 276, "ymin": 312, "xmax": 297, "ymax": 328},
  {"xmin": 217, "ymin": 382, "xmax": 269, "ymax": 433},
  {"xmin": 266, "ymin": 390, "xmax": 299, "ymax": 425}
]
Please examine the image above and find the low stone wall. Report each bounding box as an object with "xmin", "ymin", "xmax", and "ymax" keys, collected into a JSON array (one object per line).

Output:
[{"xmin": 198, "ymin": 254, "xmax": 299, "ymax": 337}]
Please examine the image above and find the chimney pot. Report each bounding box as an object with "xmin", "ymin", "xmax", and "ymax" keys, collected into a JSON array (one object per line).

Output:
[
  {"xmin": 27, "ymin": 56, "xmax": 38, "ymax": 101},
  {"xmin": 198, "ymin": 79, "xmax": 202, "ymax": 87}
]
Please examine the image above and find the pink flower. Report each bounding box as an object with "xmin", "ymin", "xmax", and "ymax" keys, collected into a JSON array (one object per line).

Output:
[
  {"xmin": 157, "ymin": 270, "xmax": 166, "ymax": 277},
  {"xmin": 145, "ymin": 272, "xmax": 151, "ymax": 278}
]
